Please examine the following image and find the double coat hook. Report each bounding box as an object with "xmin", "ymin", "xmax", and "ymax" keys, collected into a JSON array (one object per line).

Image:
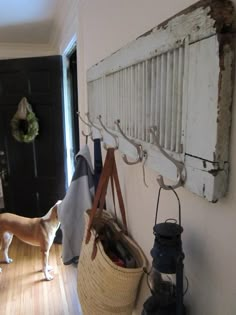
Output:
[
  {"xmin": 114, "ymin": 119, "xmax": 143, "ymax": 165},
  {"xmin": 97, "ymin": 115, "xmax": 148, "ymax": 186},
  {"xmin": 149, "ymin": 126, "xmax": 185, "ymax": 190},
  {"xmin": 97, "ymin": 115, "xmax": 118, "ymax": 149},
  {"xmin": 115, "ymin": 119, "xmax": 148, "ymax": 187},
  {"xmin": 86, "ymin": 112, "xmax": 103, "ymax": 140},
  {"xmin": 78, "ymin": 112, "xmax": 93, "ymax": 143}
]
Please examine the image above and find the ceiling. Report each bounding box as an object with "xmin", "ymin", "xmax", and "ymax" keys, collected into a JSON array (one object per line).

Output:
[{"xmin": 0, "ymin": 0, "xmax": 60, "ymax": 44}]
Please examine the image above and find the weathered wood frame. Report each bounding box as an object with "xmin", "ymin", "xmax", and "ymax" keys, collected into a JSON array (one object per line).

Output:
[{"xmin": 86, "ymin": 0, "xmax": 235, "ymax": 202}]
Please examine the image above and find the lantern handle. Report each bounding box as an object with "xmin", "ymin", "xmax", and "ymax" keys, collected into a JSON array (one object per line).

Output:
[{"xmin": 154, "ymin": 186, "xmax": 182, "ymax": 227}]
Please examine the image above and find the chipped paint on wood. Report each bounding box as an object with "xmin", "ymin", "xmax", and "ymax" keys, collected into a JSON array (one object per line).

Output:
[
  {"xmin": 186, "ymin": 35, "xmax": 220, "ymax": 161},
  {"xmin": 215, "ymin": 36, "xmax": 235, "ymax": 162},
  {"xmin": 86, "ymin": 0, "xmax": 234, "ymax": 202},
  {"xmin": 88, "ymin": 0, "xmax": 234, "ymax": 82}
]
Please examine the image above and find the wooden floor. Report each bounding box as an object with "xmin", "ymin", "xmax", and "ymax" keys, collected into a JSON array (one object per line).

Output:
[{"xmin": 0, "ymin": 237, "xmax": 82, "ymax": 315}]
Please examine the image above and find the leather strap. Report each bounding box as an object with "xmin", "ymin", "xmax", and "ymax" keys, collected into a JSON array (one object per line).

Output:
[
  {"xmin": 85, "ymin": 148, "xmax": 114, "ymax": 243},
  {"xmin": 110, "ymin": 173, "xmax": 117, "ymax": 221},
  {"xmin": 85, "ymin": 148, "xmax": 128, "ymax": 244},
  {"xmin": 112, "ymin": 160, "xmax": 128, "ymax": 234}
]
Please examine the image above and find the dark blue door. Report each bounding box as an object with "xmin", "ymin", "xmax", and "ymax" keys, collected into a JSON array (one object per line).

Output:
[{"xmin": 0, "ymin": 56, "xmax": 66, "ymax": 217}]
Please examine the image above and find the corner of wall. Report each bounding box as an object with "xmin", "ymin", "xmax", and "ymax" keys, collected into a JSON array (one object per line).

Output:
[{"xmin": 50, "ymin": 0, "xmax": 79, "ymax": 55}]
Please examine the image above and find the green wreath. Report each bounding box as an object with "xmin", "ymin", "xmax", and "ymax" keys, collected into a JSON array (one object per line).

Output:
[{"xmin": 11, "ymin": 110, "xmax": 39, "ymax": 143}]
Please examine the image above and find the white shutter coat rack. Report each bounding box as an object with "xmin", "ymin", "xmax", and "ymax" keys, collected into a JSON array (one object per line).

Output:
[{"xmin": 86, "ymin": 0, "xmax": 235, "ymax": 202}]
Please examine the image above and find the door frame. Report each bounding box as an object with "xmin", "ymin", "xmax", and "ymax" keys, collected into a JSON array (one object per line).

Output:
[{"xmin": 62, "ymin": 37, "xmax": 80, "ymax": 187}]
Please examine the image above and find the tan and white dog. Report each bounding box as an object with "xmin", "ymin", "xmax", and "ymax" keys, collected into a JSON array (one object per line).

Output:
[{"xmin": 0, "ymin": 200, "xmax": 61, "ymax": 281}]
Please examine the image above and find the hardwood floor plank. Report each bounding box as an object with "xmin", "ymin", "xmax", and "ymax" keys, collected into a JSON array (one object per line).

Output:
[{"xmin": 0, "ymin": 237, "xmax": 82, "ymax": 315}]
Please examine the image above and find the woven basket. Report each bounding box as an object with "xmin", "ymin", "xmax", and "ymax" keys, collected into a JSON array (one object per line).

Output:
[{"xmin": 77, "ymin": 210, "xmax": 146, "ymax": 315}]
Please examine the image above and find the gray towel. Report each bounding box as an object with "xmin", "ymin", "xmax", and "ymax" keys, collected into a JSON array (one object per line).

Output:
[{"xmin": 58, "ymin": 144, "xmax": 94, "ymax": 264}]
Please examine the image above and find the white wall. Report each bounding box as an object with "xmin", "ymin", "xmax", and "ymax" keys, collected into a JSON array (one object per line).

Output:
[
  {"xmin": 0, "ymin": 0, "xmax": 78, "ymax": 60},
  {"xmin": 76, "ymin": 1, "xmax": 236, "ymax": 314},
  {"xmin": 1, "ymin": 0, "xmax": 235, "ymax": 313}
]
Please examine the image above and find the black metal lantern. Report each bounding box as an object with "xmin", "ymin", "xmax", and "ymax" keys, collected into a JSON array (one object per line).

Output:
[{"xmin": 142, "ymin": 187, "xmax": 187, "ymax": 315}]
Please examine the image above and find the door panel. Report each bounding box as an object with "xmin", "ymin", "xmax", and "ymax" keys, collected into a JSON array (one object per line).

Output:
[{"xmin": 0, "ymin": 56, "xmax": 66, "ymax": 217}]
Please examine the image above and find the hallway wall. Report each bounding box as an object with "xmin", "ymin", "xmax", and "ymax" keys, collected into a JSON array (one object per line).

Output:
[{"xmin": 76, "ymin": 1, "xmax": 236, "ymax": 314}]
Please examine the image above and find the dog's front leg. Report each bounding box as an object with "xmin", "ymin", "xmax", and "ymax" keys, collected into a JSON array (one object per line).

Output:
[
  {"xmin": 2, "ymin": 232, "xmax": 13, "ymax": 264},
  {"xmin": 41, "ymin": 249, "xmax": 53, "ymax": 281}
]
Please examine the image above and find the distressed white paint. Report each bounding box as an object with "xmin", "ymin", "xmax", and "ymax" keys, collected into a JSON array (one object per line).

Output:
[
  {"xmin": 215, "ymin": 42, "xmax": 234, "ymax": 162},
  {"xmin": 87, "ymin": 6, "xmax": 216, "ymax": 82},
  {"xmin": 185, "ymin": 35, "xmax": 233, "ymax": 201},
  {"xmin": 88, "ymin": 8, "xmax": 232, "ymax": 201},
  {"xmin": 88, "ymin": 45, "xmax": 186, "ymax": 154},
  {"xmin": 86, "ymin": 2, "xmax": 234, "ymax": 202},
  {"xmin": 184, "ymin": 154, "xmax": 229, "ymax": 201},
  {"xmin": 186, "ymin": 35, "xmax": 219, "ymax": 161}
]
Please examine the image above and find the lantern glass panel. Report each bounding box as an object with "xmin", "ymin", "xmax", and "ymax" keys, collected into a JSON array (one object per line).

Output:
[{"xmin": 148, "ymin": 267, "xmax": 176, "ymax": 306}]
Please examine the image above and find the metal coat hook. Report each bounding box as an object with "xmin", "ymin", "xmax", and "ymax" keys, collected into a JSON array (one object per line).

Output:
[
  {"xmin": 82, "ymin": 130, "xmax": 92, "ymax": 144},
  {"xmin": 114, "ymin": 119, "xmax": 143, "ymax": 165},
  {"xmin": 97, "ymin": 115, "xmax": 119, "ymax": 150},
  {"xmin": 86, "ymin": 112, "xmax": 103, "ymax": 140},
  {"xmin": 78, "ymin": 111, "xmax": 92, "ymax": 128},
  {"xmin": 149, "ymin": 126, "xmax": 185, "ymax": 190},
  {"xmin": 78, "ymin": 112, "xmax": 93, "ymax": 142},
  {"xmin": 142, "ymin": 150, "xmax": 148, "ymax": 188}
]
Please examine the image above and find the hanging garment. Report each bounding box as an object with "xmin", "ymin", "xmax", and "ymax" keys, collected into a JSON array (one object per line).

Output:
[
  {"xmin": 93, "ymin": 138, "xmax": 103, "ymax": 193},
  {"xmin": 57, "ymin": 144, "xmax": 94, "ymax": 265}
]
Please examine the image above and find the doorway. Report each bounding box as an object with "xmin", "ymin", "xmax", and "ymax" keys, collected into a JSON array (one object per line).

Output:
[{"xmin": 63, "ymin": 47, "xmax": 80, "ymax": 187}]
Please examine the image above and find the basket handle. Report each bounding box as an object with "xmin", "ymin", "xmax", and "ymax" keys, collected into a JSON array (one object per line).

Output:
[{"xmin": 85, "ymin": 148, "xmax": 128, "ymax": 244}]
